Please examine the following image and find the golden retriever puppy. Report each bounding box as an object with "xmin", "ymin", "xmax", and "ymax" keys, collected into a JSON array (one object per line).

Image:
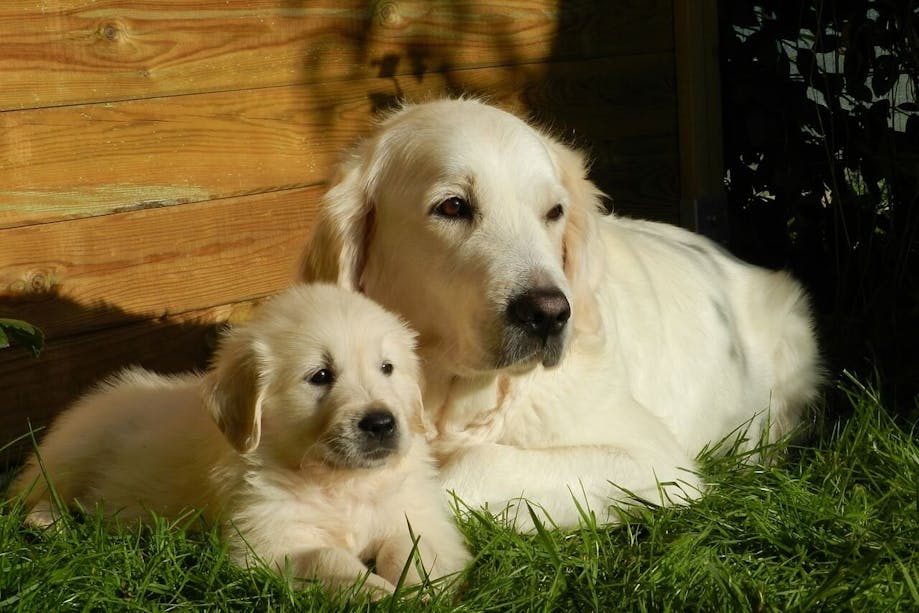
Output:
[
  {"xmin": 10, "ymin": 284, "xmax": 470, "ymax": 597},
  {"xmin": 301, "ymin": 98, "xmax": 822, "ymax": 530}
]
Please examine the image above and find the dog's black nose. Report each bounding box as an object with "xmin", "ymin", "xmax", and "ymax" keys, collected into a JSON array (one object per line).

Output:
[
  {"xmin": 507, "ymin": 288, "xmax": 571, "ymax": 339},
  {"xmin": 358, "ymin": 409, "xmax": 397, "ymax": 442}
]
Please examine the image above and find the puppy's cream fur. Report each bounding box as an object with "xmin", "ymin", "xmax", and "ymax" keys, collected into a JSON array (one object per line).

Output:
[
  {"xmin": 301, "ymin": 99, "xmax": 822, "ymax": 530},
  {"xmin": 10, "ymin": 284, "xmax": 469, "ymax": 596}
]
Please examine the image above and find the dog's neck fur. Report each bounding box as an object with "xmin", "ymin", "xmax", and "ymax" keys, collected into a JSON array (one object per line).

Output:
[
  {"xmin": 419, "ymin": 355, "xmax": 519, "ymax": 460},
  {"xmin": 417, "ymin": 323, "xmax": 608, "ymax": 462}
]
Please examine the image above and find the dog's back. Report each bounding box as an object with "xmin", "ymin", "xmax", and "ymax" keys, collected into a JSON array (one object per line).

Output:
[
  {"xmin": 601, "ymin": 216, "xmax": 821, "ymax": 451},
  {"xmin": 10, "ymin": 368, "xmax": 231, "ymax": 526}
]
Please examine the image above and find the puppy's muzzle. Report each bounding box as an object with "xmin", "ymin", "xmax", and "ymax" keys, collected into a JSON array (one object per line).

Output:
[{"xmin": 357, "ymin": 408, "xmax": 399, "ymax": 456}]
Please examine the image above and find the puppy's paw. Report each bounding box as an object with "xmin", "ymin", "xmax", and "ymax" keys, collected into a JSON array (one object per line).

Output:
[
  {"xmin": 289, "ymin": 546, "xmax": 397, "ymax": 600},
  {"xmin": 353, "ymin": 573, "xmax": 398, "ymax": 600},
  {"xmin": 294, "ymin": 572, "xmax": 396, "ymax": 602},
  {"xmin": 375, "ymin": 537, "xmax": 425, "ymax": 587},
  {"xmin": 23, "ymin": 500, "xmax": 65, "ymax": 532}
]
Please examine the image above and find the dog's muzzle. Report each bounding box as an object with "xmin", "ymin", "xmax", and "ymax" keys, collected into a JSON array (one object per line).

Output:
[
  {"xmin": 501, "ymin": 287, "xmax": 571, "ymax": 369},
  {"xmin": 319, "ymin": 406, "xmax": 403, "ymax": 469},
  {"xmin": 356, "ymin": 408, "xmax": 399, "ymax": 458}
]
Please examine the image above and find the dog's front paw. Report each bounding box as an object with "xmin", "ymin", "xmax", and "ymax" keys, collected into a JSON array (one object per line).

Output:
[
  {"xmin": 24, "ymin": 500, "xmax": 67, "ymax": 532},
  {"xmin": 355, "ymin": 573, "xmax": 398, "ymax": 600},
  {"xmin": 375, "ymin": 537, "xmax": 425, "ymax": 587},
  {"xmin": 293, "ymin": 572, "xmax": 396, "ymax": 601}
]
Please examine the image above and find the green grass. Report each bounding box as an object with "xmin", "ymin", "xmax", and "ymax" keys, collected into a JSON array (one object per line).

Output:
[{"xmin": 1, "ymin": 373, "xmax": 917, "ymax": 612}]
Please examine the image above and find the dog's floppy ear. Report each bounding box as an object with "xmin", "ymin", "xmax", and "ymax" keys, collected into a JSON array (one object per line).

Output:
[
  {"xmin": 300, "ymin": 151, "xmax": 374, "ymax": 292},
  {"xmin": 545, "ymin": 136, "xmax": 607, "ymax": 340},
  {"xmin": 202, "ymin": 331, "xmax": 266, "ymax": 454},
  {"xmin": 408, "ymin": 387, "xmax": 430, "ymax": 437}
]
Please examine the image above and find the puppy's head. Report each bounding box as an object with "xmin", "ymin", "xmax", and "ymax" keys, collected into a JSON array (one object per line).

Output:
[
  {"xmin": 301, "ymin": 98, "xmax": 605, "ymax": 378},
  {"xmin": 203, "ymin": 284, "xmax": 422, "ymax": 470}
]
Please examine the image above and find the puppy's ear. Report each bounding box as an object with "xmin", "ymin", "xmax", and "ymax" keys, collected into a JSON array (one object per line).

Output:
[
  {"xmin": 300, "ymin": 153, "xmax": 375, "ymax": 292},
  {"xmin": 408, "ymin": 386, "xmax": 431, "ymax": 437},
  {"xmin": 202, "ymin": 332, "xmax": 265, "ymax": 454},
  {"xmin": 545, "ymin": 137, "xmax": 607, "ymax": 340}
]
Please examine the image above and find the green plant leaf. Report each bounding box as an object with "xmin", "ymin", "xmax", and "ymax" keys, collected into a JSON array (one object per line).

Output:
[
  {"xmin": 871, "ymin": 54, "xmax": 899, "ymax": 97},
  {"xmin": 0, "ymin": 318, "xmax": 45, "ymax": 358}
]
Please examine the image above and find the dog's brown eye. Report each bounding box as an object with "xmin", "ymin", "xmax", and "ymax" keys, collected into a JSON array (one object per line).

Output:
[
  {"xmin": 546, "ymin": 204, "xmax": 565, "ymax": 222},
  {"xmin": 381, "ymin": 362, "xmax": 394, "ymax": 376},
  {"xmin": 433, "ymin": 196, "xmax": 473, "ymax": 220},
  {"xmin": 308, "ymin": 368, "xmax": 335, "ymax": 386}
]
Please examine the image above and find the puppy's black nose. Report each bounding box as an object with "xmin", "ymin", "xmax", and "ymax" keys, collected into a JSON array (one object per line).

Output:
[
  {"xmin": 358, "ymin": 409, "xmax": 397, "ymax": 442},
  {"xmin": 507, "ymin": 288, "xmax": 571, "ymax": 339}
]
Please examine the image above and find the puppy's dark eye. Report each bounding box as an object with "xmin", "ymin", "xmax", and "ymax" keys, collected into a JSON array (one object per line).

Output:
[
  {"xmin": 381, "ymin": 362, "xmax": 394, "ymax": 376},
  {"xmin": 308, "ymin": 368, "xmax": 335, "ymax": 386},
  {"xmin": 546, "ymin": 204, "xmax": 565, "ymax": 222},
  {"xmin": 432, "ymin": 196, "xmax": 473, "ymax": 220}
]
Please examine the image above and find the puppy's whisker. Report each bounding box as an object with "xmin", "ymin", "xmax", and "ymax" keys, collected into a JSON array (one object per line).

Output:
[{"xmin": 297, "ymin": 440, "xmax": 323, "ymax": 471}]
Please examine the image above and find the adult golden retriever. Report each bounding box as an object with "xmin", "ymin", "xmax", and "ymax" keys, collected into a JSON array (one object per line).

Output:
[
  {"xmin": 11, "ymin": 284, "xmax": 469, "ymax": 596},
  {"xmin": 301, "ymin": 99, "xmax": 821, "ymax": 529}
]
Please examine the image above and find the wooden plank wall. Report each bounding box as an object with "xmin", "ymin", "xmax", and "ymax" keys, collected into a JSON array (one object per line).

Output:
[{"xmin": 0, "ymin": 0, "xmax": 679, "ymax": 460}]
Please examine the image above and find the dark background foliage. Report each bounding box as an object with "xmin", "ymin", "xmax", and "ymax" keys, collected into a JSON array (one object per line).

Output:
[{"xmin": 719, "ymin": 0, "xmax": 919, "ymax": 413}]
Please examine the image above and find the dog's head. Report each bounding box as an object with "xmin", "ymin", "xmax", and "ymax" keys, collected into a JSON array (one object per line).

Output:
[
  {"xmin": 301, "ymin": 99, "xmax": 606, "ymax": 377},
  {"xmin": 202, "ymin": 284, "xmax": 422, "ymax": 470}
]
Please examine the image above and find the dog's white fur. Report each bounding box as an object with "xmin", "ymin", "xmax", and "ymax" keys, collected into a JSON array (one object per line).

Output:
[
  {"xmin": 10, "ymin": 284, "xmax": 469, "ymax": 596},
  {"xmin": 300, "ymin": 99, "xmax": 822, "ymax": 530}
]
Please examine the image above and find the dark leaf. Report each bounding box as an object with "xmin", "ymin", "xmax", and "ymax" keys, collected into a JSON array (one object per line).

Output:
[
  {"xmin": 905, "ymin": 115, "xmax": 919, "ymax": 143},
  {"xmin": 843, "ymin": 34, "xmax": 871, "ymax": 89},
  {"xmin": 0, "ymin": 318, "xmax": 45, "ymax": 358},
  {"xmin": 728, "ymin": 2, "xmax": 758, "ymax": 29},
  {"xmin": 848, "ymin": 83, "xmax": 874, "ymax": 103},
  {"xmin": 813, "ymin": 33, "xmax": 841, "ymax": 53},
  {"xmin": 776, "ymin": 56, "xmax": 791, "ymax": 79},
  {"xmin": 869, "ymin": 98, "xmax": 892, "ymax": 117},
  {"xmin": 871, "ymin": 55, "xmax": 900, "ymax": 96},
  {"xmin": 854, "ymin": 22, "xmax": 878, "ymax": 64},
  {"xmin": 815, "ymin": 73, "xmax": 846, "ymax": 104},
  {"xmin": 864, "ymin": 100, "xmax": 892, "ymax": 147},
  {"xmin": 776, "ymin": 12, "xmax": 801, "ymax": 41},
  {"xmin": 749, "ymin": 30, "xmax": 780, "ymax": 67},
  {"xmin": 797, "ymin": 48, "xmax": 818, "ymax": 79}
]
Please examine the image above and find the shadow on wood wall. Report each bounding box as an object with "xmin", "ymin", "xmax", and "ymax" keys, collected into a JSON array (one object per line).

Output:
[
  {"xmin": 287, "ymin": 0, "xmax": 679, "ymax": 218},
  {"xmin": 0, "ymin": 293, "xmax": 226, "ymax": 466}
]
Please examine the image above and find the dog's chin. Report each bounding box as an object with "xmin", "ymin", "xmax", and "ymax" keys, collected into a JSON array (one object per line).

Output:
[
  {"xmin": 443, "ymin": 326, "xmax": 568, "ymax": 378},
  {"xmin": 319, "ymin": 447, "xmax": 399, "ymax": 470},
  {"xmin": 314, "ymin": 437, "xmax": 403, "ymax": 470},
  {"xmin": 493, "ymin": 327, "xmax": 568, "ymax": 372}
]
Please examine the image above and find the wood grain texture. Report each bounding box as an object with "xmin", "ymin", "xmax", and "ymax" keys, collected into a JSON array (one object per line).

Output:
[
  {"xmin": 0, "ymin": 187, "xmax": 318, "ymax": 340},
  {"xmin": 0, "ymin": 0, "xmax": 673, "ymax": 111},
  {"xmin": 0, "ymin": 299, "xmax": 260, "ymax": 463},
  {"xmin": 0, "ymin": 88, "xmax": 325, "ymax": 228},
  {"xmin": 1, "ymin": 54, "xmax": 676, "ymax": 229}
]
